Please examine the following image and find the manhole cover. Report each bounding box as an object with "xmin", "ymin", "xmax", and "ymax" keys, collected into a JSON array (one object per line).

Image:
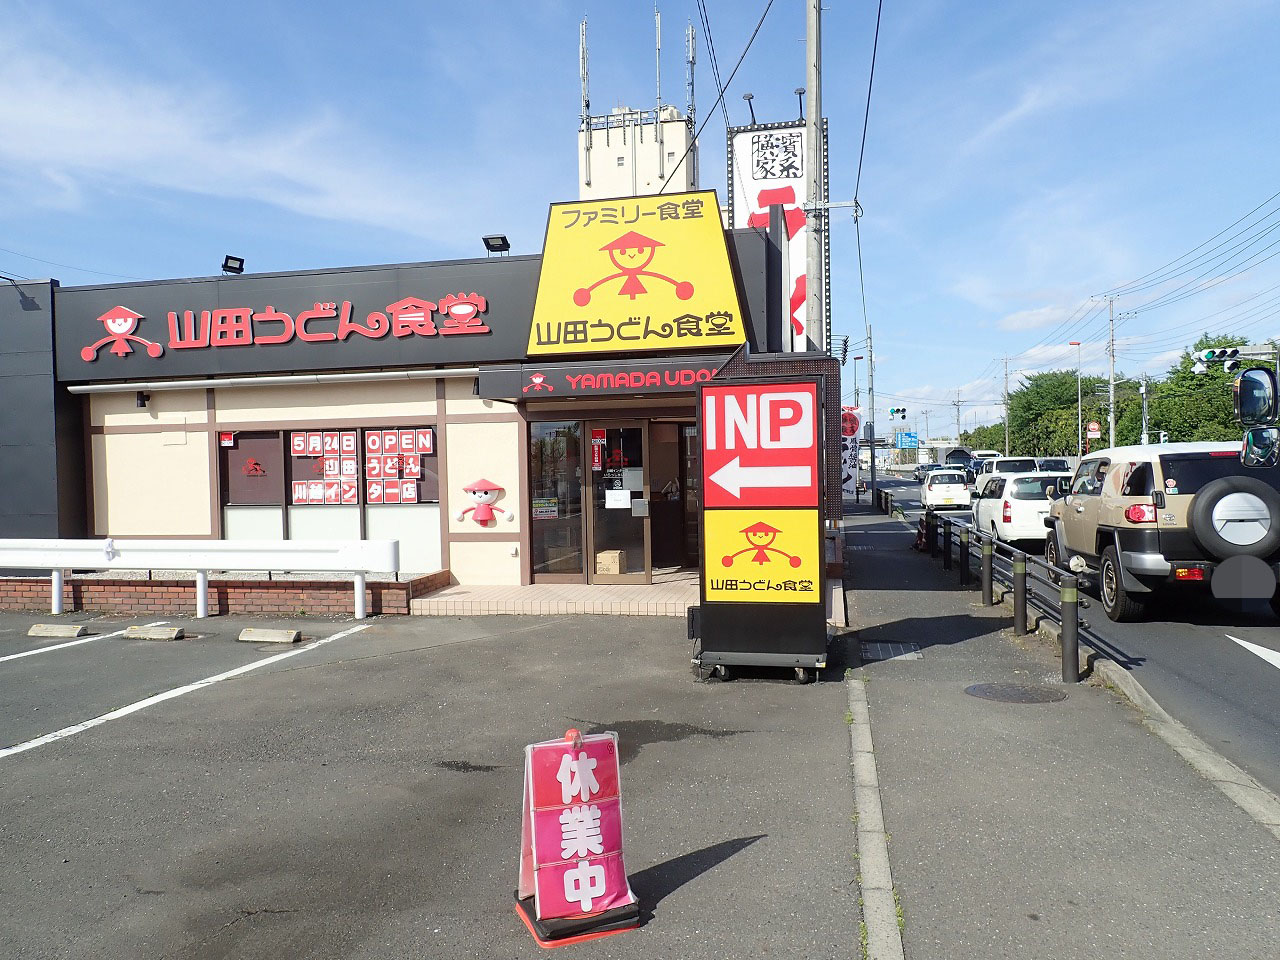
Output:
[{"xmin": 964, "ymin": 682, "xmax": 1068, "ymax": 704}]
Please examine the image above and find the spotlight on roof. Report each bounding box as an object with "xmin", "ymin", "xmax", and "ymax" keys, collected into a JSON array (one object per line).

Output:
[
  {"xmin": 482, "ymin": 234, "xmax": 510, "ymax": 256},
  {"xmin": 221, "ymin": 255, "xmax": 245, "ymax": 275}
]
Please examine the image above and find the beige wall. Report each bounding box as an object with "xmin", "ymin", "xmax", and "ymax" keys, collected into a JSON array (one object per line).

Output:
[
  {"xmin": 448, "ymin": 540, "xmax": 522, "ymax": 586},
  {"xmin": 215, "ymin": 379, "xmax": 439, "ymax": 423},
  {"xmin": 91, "ymin": 432, "xmax": 213, "ymax": 535},
  {"xmin": 90, "ymin": 390, "xmax": 206, "ymax": 428},
  {"xmin": 444, "ymin": 420, "xmax": 523, "ymax": 535},
  {"xmin": 441, "ymin": 376, "xmax": 516, "ymax": 416}
]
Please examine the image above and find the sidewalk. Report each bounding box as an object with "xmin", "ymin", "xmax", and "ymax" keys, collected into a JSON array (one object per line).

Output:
[{"xmin": 843, "ymin": 505, "xmax": 1279, "ymax": 960}]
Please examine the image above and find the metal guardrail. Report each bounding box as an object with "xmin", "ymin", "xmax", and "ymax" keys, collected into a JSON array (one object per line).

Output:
[
  {"xmin": 0, "ymin": 538, "xmax": 400, "ymax": 619},
  {"xmin": 915, "ymin": 511, "xmax": 1086, "ymax": 682}
]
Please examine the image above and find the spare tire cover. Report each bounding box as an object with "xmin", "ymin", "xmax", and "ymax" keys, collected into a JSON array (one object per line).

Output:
[{"xmin": 1187, "ymin": 476, "xmax": 1280, "ymax": 560}]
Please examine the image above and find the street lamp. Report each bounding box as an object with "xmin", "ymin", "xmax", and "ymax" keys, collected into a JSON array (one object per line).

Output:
[{"xmin": 1070, "ymin": 340, "xmax": 1082, "ymax": 459}]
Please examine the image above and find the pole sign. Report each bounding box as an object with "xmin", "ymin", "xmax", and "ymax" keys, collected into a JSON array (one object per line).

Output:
[
  {"xmin": 699, "ymin": 380, "xmax": 824, "ymax": 609},
  {"xmin": 1087, "ymin": 420, "xmax": 1102, "ymax": 439},
  {"xmin": 701, "ymin": 382, "xmax": 820, "ymax": 508},
  {"xmin": 517, "ymin": 730, "xmax": 638, "ymax": 943}
]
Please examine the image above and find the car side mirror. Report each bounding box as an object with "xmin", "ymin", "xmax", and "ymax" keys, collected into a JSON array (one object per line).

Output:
[
  {"xmin": 1241, "ymin": 426, "xmax": 1280, "ymax": 468},
  {"xmin": 1234, "ymin": 368, "xmax": 1278, "ymax": 427}
]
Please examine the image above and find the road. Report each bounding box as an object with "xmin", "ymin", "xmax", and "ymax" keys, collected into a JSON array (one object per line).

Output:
[{"xmin": 874, "ymin": 472, "xmax": 1280, "ymax": 799}]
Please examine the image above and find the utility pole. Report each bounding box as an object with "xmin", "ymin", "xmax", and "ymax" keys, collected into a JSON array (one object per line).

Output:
[
  {"xmin": 952, "ymin": 392, "xmax": 963, "ymax": 446},
  {"xmin": 868, "ymin": 332, "xmax": 876, "ymax": 496},
  {"xmin": 1107, "ymin": 296, "xmax": 1116, "ymax": 449},
  {"xmin": 1139, "ymin": 376, "xmax": 1150, "ymax": 445},
  {"xmin": 1002, "ymin": 356, "xmax": 1010, "ymax": 455},
  {"xmin": 803, "ymin": 0, "xmax": 824, "ymax": 351},
  {"xmin": 923, "ymin": 409, "xmax": 930, "ymax": 448},
  {"xmin": 1070, "ymin": 340, "xmax": 1082, "ymax": 459}
]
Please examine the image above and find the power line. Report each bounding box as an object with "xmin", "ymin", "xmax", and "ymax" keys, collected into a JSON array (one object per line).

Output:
[
  {"xmin": 0, "ymin": 244, "xmax": 145, "ymax": 281},
  {"xmin": 853, "ymin": 0, "xmax": 883, "ymax": 201},
  {"xmin": 1103, "ymin": 207, "xmax": 1280, "ymax": 296},
  {"xmin": 1100, "ymin": 188, "xmax": 1280, "ymax": 296},
  {"xmin": 658, "ymin": 0, "xmax": 775, "ymax": 195}
]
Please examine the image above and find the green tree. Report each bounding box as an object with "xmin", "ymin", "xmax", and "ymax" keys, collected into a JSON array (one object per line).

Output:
[{"xmin": 961, "ymin": 422, "xmax": 1005, "ymax": 451}]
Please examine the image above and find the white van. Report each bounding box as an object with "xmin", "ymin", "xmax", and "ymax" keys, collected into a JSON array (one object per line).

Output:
[{"xmin": 972, "ymin": 450, "xmax": 1001, "ymax": 460}]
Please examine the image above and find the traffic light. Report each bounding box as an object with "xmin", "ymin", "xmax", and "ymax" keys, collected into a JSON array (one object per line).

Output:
[
  {"xmin": 1201, "ymin": 348, "xmax": 1242, "ymax": 373},
  {"xmin": 888, "ymin": 407, "xmax": 907, "ymax": 420},
  {"xmin": 840, "ymin": 335, "xmax": 849, "ymax": 366},
  {"xmin": 1158, "ymin": 430, "xmax": 1169, "ymax": 443}
]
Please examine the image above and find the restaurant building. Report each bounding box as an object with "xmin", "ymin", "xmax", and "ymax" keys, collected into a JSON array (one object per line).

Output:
[{"xmin": 1, "ymin": 190, "xmax": 839, "ymax": 599}]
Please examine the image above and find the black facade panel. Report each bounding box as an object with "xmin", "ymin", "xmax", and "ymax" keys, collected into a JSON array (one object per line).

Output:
[
  {"xmin": 0, "ymin": 281, "xmax": 60, "ymax": 537},
  {"xmin": 728, "ymin": 229, "xmax": 771, "ymax": 353}
]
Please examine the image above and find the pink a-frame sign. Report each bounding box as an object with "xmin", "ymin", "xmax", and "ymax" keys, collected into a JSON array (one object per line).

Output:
[{"xmin": 519, "ymin": 729, "xmax": 637, "ymax": 921}]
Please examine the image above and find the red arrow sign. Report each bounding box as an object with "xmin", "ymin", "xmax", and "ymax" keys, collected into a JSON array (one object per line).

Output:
[{"xmin": 701, "ymin": 382, "xmax": 820, "ymax": 507}]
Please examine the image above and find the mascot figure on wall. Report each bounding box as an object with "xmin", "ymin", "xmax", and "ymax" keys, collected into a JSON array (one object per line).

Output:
[{"xmin": 456, "ymin": 478, "xmax": 515, "ymax": 526}]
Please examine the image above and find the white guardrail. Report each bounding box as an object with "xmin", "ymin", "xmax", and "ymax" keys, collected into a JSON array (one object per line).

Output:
[{"xmin": 0, "ymin": 538, "xmax": 400, "ymax": 619}]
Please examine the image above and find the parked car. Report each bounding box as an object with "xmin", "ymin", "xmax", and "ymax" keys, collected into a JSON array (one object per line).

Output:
[
  {"xmin": 912, "ymin": 462, "xmax": 942, "ymax": 481},
  {"xmin": 1045, "ymin": 442, "xmax": 1280, "ymax": 622},
  {"xmin": 971, "ymin": 472, "xmax": 1071, "ymax": 542},
  {"xmin": 920, "ymin": 469, "xmax": 971, "ymax": 510},
  {"xmin": 973, "ymin": 456, "xmax": 1040, "ymax": 483},
  {"xmin": 1037, "ymin": 458, "xmax": 1070, "ymax": 472}
]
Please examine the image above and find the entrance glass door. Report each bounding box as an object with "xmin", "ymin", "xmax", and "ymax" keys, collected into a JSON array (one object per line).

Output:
[{"xmin": 587, "ymin": 421, "xmax": 650, "ymax": 583}]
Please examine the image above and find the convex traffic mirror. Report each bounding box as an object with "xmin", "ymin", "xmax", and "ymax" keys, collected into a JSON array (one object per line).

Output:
[
  {"xmin": 1233, "ymin": 367, "xmax": 1278, "ymax": 427},
  {"xmin": 1241, "ymin": 426, "xmax": 1280, "ymax": 468}
]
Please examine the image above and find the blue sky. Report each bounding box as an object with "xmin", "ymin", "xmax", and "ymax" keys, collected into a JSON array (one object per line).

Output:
[{"xmin": 3, "ymin": 0, "xmax": 1279, "ymax": 437}]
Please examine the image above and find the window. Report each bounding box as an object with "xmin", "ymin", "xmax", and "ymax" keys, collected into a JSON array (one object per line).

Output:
[
  {"xmin": 1158, "ymin": 453, "xmax": 1280, "ymax": 494},
  {"xmin": 530, "ymin": 422, "xmax": 584, "ymax": 575},
  {"xmin": 994, "ymin": 458, "xmax": 1037, "ymax": 473},
  {"xmin": 1120, "ymin": 462, "xmax": 1155, "ymax": 498},
  {"xmin": 616, "ymin": 156, "xmax": 625, "ymax": 166},
  {"xmin": 1071, "ymin": 459, "xmax": 1108, "ymax": 496},
  {"xmin": 982, "ymin": 478, "xmax": 1005, "ymax": 498},
  {"xmin": 1011, "ymin": 477, "xmax": 1063, "ymax": 501},
  {"xmin": 220, "ymin": 432, "xmax": 285, "ymax": 505}
]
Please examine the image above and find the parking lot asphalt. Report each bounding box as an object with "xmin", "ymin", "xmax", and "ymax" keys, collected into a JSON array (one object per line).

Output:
[{"xmin": 0, "ymin": 610, "xmax": 860, "ymax": 960}]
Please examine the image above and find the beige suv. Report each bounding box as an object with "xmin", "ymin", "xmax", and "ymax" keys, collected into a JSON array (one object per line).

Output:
[{"xmin": 1045, "ymin": 442, "xmax": 1280, "ymax": 621}]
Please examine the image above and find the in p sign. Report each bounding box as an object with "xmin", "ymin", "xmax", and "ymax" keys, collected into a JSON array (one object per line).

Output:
[{"xmin": 701, "ymin": 382, "xmax": 820, "ymax": 508}]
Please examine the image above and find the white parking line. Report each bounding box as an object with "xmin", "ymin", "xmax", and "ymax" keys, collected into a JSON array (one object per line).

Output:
[
  {"xmin": 0, "ymin": 623, "xmax": 369, "ymax": 759},
  {"xmin": 0, "ymin": 622, "xmax": 168, "ymax": 664},
  {"xmin": 1226, "ymin": 634, "xmax": 1280, "ymax": 671}
]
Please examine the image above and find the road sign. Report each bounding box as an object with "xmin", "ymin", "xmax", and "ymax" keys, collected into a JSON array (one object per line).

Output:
[
  {"xmin": 1087, "ymin": 420, "xmax": 1102, "ymax": 439},
  {"xmin": 894, "ymin": 432, "xmax": 919, "ymax": 450},
  {"xmin": 701, "ymin": 382, "xmax": 819, "ymax": 508}
]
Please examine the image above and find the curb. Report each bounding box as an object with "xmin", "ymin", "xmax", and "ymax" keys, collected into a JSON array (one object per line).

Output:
[
  {"xmin": 847, "ymin": 675, "xmax": 906, "ymax": 960},
  {"xmin": 1001, "ymin": 592, "xmax": 1280, "ymax": 842}
]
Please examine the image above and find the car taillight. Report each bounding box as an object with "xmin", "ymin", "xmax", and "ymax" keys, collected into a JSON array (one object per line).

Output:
[
  {"xmin": 1175, "ymin": 568, "xmax": 1205, "ymax": 581},
  {"xmin": 1124, "ymin": 503, "xmax": 1157, "ymax": 523},
  {"xmin": 1002, "ymin": 501, "xmax": 1012, "ymax": 523}
]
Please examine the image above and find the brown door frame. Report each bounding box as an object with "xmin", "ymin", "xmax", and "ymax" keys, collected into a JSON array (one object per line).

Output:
[{"xmin": 585, "ymin": 418, "xmax": 652, "ymax": 585}]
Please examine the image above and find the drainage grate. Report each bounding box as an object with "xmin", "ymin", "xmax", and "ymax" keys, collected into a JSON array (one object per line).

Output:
[
  {"xmin": 861, "ymin": 642, "xmax": 923, "ymax": 662},
  {"xmin": 964, "ymin": 682, "xmax": 1067, "ymax": 703},
  {"xmin": 847, "ymin": 545, "xmax": 873, "ymax": 552}
]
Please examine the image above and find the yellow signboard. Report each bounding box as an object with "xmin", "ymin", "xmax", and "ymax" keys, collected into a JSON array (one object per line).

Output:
[
  {"xmin": 528, "ymin": 190, "xmax": 747, "ymax": 356},
  {"xmin": 703, "ymin": 508, "xmax": 821, "ymax": 604}
]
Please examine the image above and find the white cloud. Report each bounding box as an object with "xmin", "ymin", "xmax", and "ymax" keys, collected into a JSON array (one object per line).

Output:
[{"xmin": 0, "ymin": 23, "xmax": 553, "ymax": 247}]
